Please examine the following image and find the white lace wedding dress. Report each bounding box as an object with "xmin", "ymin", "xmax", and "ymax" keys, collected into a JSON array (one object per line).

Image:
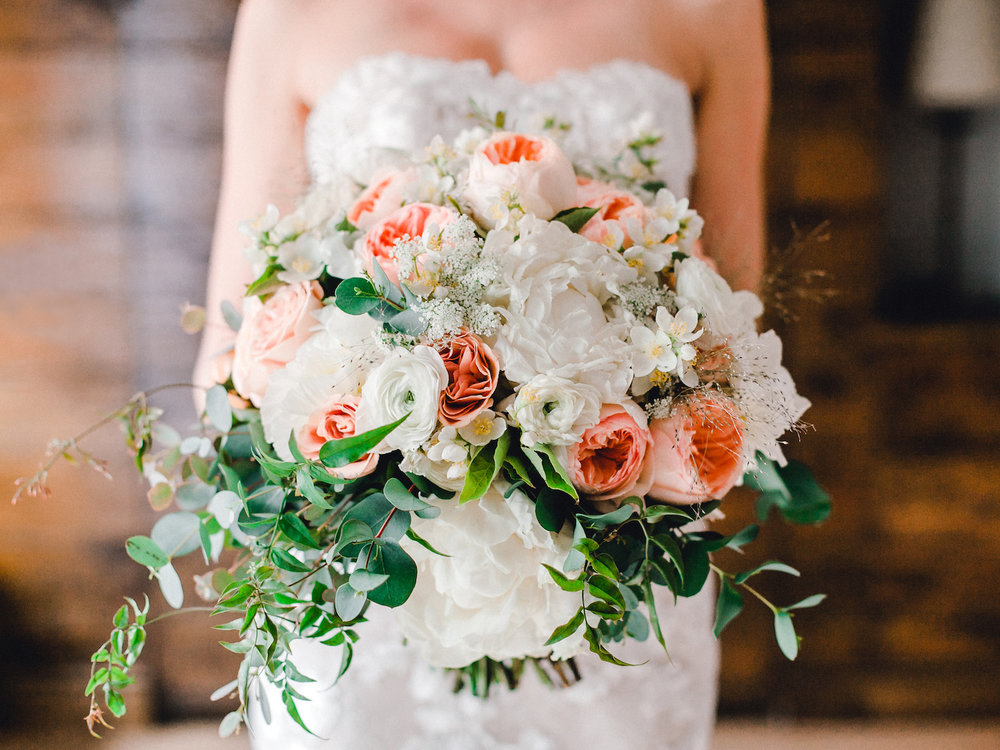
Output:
[{"xmin": 248, "ymin": 53, "xmax": 718, "ymax": 750}]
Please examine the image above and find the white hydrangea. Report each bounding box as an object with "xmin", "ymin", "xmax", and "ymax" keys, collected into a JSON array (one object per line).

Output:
[
  {"xmin": 674, "ymin": 256, "xmax": 763, "ymax": 344},
  {"xmin": 395, "ymin": 483, "xmax": 586, "ymax": 668}
]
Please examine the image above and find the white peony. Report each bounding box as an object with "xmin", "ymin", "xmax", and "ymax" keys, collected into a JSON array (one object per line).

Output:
[
  {"xmin": 674, "ymin": 256, "xmax": 763, "ymax": 344},
  {"xmin": 355, "ymin": 345, "xmax": 448, "ymax": 453},
  {"xmin": 395, "ymin": 483, "xmax": 586, "ymax": 668},
  {"xmin": 260, "ymin": 306, "xmax": 381, "ymax": 461},
  {"xmin": 491, "ymin": 217, "xmax": 637, "ymax": 402},
  {"xmin": 508, "ymin": 374, "xmax": 602, "ymax": 447}
]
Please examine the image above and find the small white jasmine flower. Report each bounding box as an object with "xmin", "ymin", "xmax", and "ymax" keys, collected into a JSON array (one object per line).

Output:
[
  {"xmin": 457, "ymin": 409, "xmax": 507, "ymax": 446},
  {"xmin": 238, "ymin": 203, "xmax": 280, "ymax": 241},
  {"xmin": 276, "ymin": 234, "xmax": 326, "ymax": 283},
  {"xmin": 630, "ymin": 305, "xmax": 703, "ymax": 386}
]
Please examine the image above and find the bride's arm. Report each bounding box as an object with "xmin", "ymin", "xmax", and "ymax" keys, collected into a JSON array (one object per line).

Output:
[
  {"xmin": 193, "ymin": 0, "xmax": 309, "ymax": 390},
  {"xmin": 687, "ymin": 0, "xmax": 769, "ymax": 292}
]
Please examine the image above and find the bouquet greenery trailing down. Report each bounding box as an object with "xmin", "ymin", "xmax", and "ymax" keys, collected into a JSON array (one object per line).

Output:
[{"xmin": 14, "ymin": 110, "xmax": 830, "ymax": 738}]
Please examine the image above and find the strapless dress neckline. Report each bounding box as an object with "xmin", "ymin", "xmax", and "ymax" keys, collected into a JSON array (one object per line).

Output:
[{"xmin": 305, "ymin": 51, "xmax": 696, "ymax": 197}]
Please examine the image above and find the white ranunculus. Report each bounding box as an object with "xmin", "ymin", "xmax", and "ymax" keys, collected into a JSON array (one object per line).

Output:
[
  {"xmin": 492, "ymin": 217, "xmax": 637, "ymax": 401},
  {"xmin": 674, "ymin": 256, "xmax": 763, "ymax": 343},
  {"xmin": 260, "ymin": 307, "xmax": 381, "ymax": 461},
  {"xmin": 509, "ymin": 374, "xmax": 602, "ymax": 447},
  {"xmin": 395, "ymin": 483, "xmax": 586, "ymax": 668},
  {"xmin": 355, "ymin": 345, "xmax": 448, "ymax": 453}
]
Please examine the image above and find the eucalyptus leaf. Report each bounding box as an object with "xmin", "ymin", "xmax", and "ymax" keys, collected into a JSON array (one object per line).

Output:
[
  {"xmin": 349, "ymin": 569, "xmax": 390, "ymax": 592},
  {"xmin": 205, "ymin": 384, "xmax": 233, "ymax": 432},
  {"xmin": 155, "ymin": 562, "xmax": 184, "ymax": 608},
  {"xmin": 334, "ymin": 277, "xmax": 380, "ymax": 315},
  {"xmin": 365, "ymin": 541, "xmax": 417, "ymax": 607},
  {"xmin": 220, "ymin": 299, "xmax": 242, "ymax": 332},
  {"xmin": 384, "ymin": 477, "xmax": 432, "ymax": 511},
  {"xmin": 270, "ymin": 547, "xmax": 313, "ymax": 574},
  {"xmin": 218, "ymin": 710, "xmax": 243, "ymax": 738},
  {"xmin": 786, "ymin": 593, "xmax": 827, "ymax": 610},
  {"xmin": 125, "ymin": 535, "xmax": 169, "ymax": 570},
  {"xmin": 774, "ymin": 610, "xmax": 799, "ymax": 660},
  {"xmin": 334, "ymin": 584, "xmax": 367, "ymax": 621},
  {"xmin": 151, "ymin": 512, "xmax": 202, "ymax": 558}
]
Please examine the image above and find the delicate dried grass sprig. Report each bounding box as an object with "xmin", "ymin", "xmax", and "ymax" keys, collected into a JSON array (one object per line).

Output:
[{"xmin": 760, "ymin": 222, "xmax": 837, "ymax": 322}]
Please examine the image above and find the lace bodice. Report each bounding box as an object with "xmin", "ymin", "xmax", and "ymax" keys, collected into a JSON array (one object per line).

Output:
[
  {"xmin": 306, "ymin": 53, "xmax": 695, "ymax": 195},
  {"xmin": 249, "ymin": 54, "xmax": 716, "ymax": 750}
]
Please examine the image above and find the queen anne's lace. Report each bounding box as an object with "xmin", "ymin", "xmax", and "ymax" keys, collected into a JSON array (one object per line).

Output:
[{"xmin": 252, "ymin": 52, "xmax": 716, "ymax": 750}]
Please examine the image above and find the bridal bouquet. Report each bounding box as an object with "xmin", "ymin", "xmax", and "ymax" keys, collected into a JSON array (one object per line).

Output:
[{"xmin": 17, "ymin": 113, "xmax": 829, "ymax": 737}]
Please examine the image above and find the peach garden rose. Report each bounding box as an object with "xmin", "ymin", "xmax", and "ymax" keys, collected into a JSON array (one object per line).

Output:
[
  {"xmin": 360, "ymin": 202, "xmax": 458, "ymax": 286},
  {"xmin": 567, "ymin": 400, "xmax": 653, "ymax": 506},
  {"xmin": 296, "ymin": 394, "xmax": 378, "ymax": 479},
  {"xmin": 646, "ymin": 392, "xmax": 745, "ymax": 505},
  {"xmin": 435, "ymin": 332, "xmax": 500, "ymax": 428},
  {"xmin": 231, "ymin": 280, "xmax": 323, "ymax": 407},
  {"xmin": 464, "ymin": 131, "xmax": 577, "ymax": 226}
]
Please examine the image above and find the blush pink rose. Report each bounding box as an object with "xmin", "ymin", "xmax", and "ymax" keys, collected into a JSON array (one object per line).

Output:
[
  {"xmin": 465, "ymin": 131, "xmax": 577, "ymax": 224},
  {"xmin": 575, "ymin": 178, "xmax": 646, "ymax": 246},
  {"xmin": 646, "ymin": 392, "xmax": 744, "ymax": 505},
  {"xmin": 360, "ymin": 202, "xmax": 458, "ymax": 286},
  {"xmin": 297, "ymin": 394, "xmax": 378, "ymax": 479},
  {"xmin": 347, "ymin": 168, "xmax": 418, "ymax": 230},
  {"xmin": 231, "ymin": 281, "xmax": 323, "ymax": 407},
  {"xmin": 436, "ymin": 332, "xmax": 500, "ymax": 427},
  {"xmin": 567, "ymin": 400, "xmax": 653, "ymax": 506}
]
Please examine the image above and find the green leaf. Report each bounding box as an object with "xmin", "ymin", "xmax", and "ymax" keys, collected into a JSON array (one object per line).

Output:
[
  {"xmin": 786, "ymin": 593, "xmax": 827, "ymax": 610},
  {"xmin": 774, "ymin": 610, "xmax": 799, "ymax": 660},
  {"xmin": 588, "ymin": 574, "xmax": 626, "ymax": 611},
  {"xmin": 577, "ymin": 503, "xmax": 637, "ymax": 529},
  {"xmin": 205, "ymin": 384, "xmax": 233, "ymax": 432},
  {"xmin": 270, "ymin": 547, "xmax": 313, "ymax": 574},
  {"xmin": 85, "ymin": 668, "xmax": 108, "ymax": 696},
  {"xmin": 334, "ymin": 277, "xmax": 380, "ymax": 315},
  {"xmin": 349, "ymin": 569, "xmax": 390, "ymax": 592},
  {"xmin": 725, "ymin": 524, "xmax": 760, "ymax": 552},
  {"xmin": 545, "ymin": 607, "xmax": 585, "ymax": 646},
  {"xmin": 105, "ymin": 689, "xmax": 126, "ymax": 718},
  {"xmin": 678, "ymin": 541, "xmax": 710, "ymax": 598},
  {"xmin": 533, "ymin": 443, "xmax": 579, "ymax": 500},
  {"xmin": 125, "ymin": 536, "xmax": 169, "ymax": 570},
  {"xmin": 282, "ymin": 690, "xmax": 318, "ymax": 737},
  {"xmin": 552, "ymin": 205, "xmax": 600, "ymax": 233},
  {"xmin": 541, "ymin": 563, "xmax": 584, "ymax": 592},
  {"xmin": 563, "ymin": 520, "xmax": 588, "ymax": 572},
  {"xmin": 714, "ymin": 576, "xmax": 744, "ymax": 637},
  {"xmin": 343, "ymin": 494, "xmax": 410, "ymax": 544},
  {"xmin": 404, "ymin": 527, "xmax": 450, "ymax": 557},
  {"xmin": 112, "ymin": 604, "xmax": 129, "ymax": 630},
  {"xmin": 459, "ymin": 431, "xmax": 510, "ymax": 504},
  {"xmin": 643, "ymin": 579, "xmax": 667, "ymax": 651},
  {"xmin": 319, "ymin": 413, "xmax": 408, "ymax": 468},
  {"xmin": 334, "ymin": 584, "xmax": 367, "ymax": 621},
  {"xmin": 590, "ymin": 553, "xmax": 621, "ymax": 582},
  {"xmin": 334, "ymin": 519, "xmax": 375, "ymax": 556},
  {"xmin": 245, "ymin": 264, "xmax": 283, "ymax": 297},
  {"xmin": 218, "ymin": 710, "xmax": 243, "ymax": 738},
  {"xmin": 625, "ymin": 609, "xmax": 650, "ymax": 641},
  {"xmin": 749, "ymin": 456, "xmax": 831, "ymax": 525},
  {"xmin": 384, "ymin": 477, "xmax": 432, "ymax": 511},
  {"xmin": 278, "ymin": 513, "xmax": 322, "ymax": 550},
  {"xmin": 644, "ymin": 504, "xmax": 695, "ymax": 522},
  {"xmin": 534, "ymin": 487, "xmax": 571, "ymax": 532},
  {"xmin": 296, "ymin": 468, "xmax": 333, "ymax": 510},
  {"xmin": 365, "ymin": 541, "xmax": 418, "ymax": 607},
  {"xmin": 387, "ymin": 308, "xmax": 426, "ymax": 336},
  {"xmin": 403, "ymin": 471, "xmax": 455, "ymax": 500},
  {"xmin": 155, "ymin": 562, "xmax": 184, "ymax": 608},
  {"xmin": 220, "ymin": 299, "xmax": 242, "ymax": 332},
  {"xmin": 734, "ymin": 560, "xmax": 801, "ymax": 585},
  {"xmin": 151, "ymin": 512, "xmax": 202, "ymax": 558}
]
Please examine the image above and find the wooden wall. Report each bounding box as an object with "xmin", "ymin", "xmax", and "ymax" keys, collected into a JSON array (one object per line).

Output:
[{"xmin": 1, "ymin": 0, "xmax": 998, "ymax": 734}]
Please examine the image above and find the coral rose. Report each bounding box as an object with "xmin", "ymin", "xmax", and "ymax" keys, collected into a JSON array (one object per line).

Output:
[
  {"xmin": 567, "ymin": 401, "xmax": 653, "ymax": 506},
  {"xmin": 347, "ymin": 167, "xmax": 418, "ymax": 230},
  {"xmin": 296, "ymin": 394, "xmax": 378, "ymax": 479},
  {"xmin": 231, "ymin": 281, "xmax": 323, "ymax": 407},
  {"xmin": 359, "ymin": 202, "xmax": 458, "ymax": 287},
  {"xmin": 575, "ymin": 178, "xmax": 646, "ymax": 246},
  {"xmin": 465, "ymin": 131, "xmax": 577, "ymax": 226},
  {"xmin": 646, "ymin": 392, "xmax": 745, "ymax": 505},
  {"xmin": 436, "ymin": 332, "xmax": 500, "ymax": 427}
]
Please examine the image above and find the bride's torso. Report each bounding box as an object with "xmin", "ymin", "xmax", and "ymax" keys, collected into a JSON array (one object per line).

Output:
[{"xmin": 247, "ymin": 42, "xmax": 718, "ymax": 750}]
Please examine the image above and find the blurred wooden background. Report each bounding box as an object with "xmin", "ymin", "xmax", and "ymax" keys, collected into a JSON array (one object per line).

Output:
[{"xmin": 1, "ymin": 0, "xmax": 998, "ymax": 737}]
